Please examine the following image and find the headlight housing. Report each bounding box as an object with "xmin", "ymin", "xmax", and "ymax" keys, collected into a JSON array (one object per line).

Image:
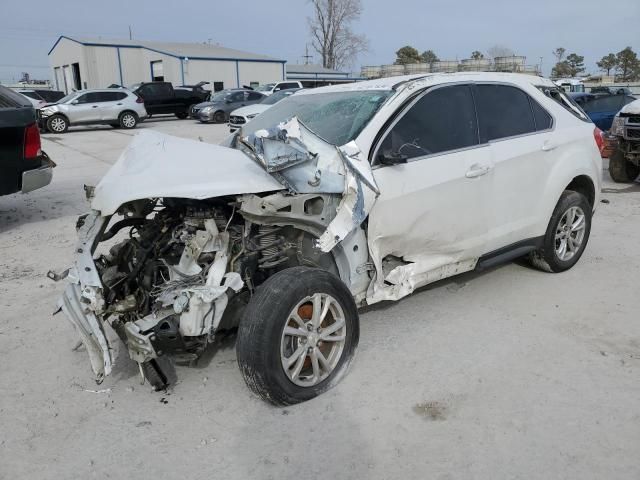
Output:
[
  {"xmin": 246, "ymin": 113, "xmax": 258, "ymax": 119},
  {"xmin": 611, "ymin": 115, "xmax": 625, "ymax": 136},
  {"xmin": 40, "ymin": 107, "xmax": 54, "ymax": 116},
  {"xmin": 201, "ymin": 106, "xmax": 213, "ymax": 113}
]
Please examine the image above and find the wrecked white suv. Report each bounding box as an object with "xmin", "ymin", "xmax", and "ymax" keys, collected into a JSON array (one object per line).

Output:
[{"xmin": 54, "ymin": 73, "xmax": 603, "ymax": 405}]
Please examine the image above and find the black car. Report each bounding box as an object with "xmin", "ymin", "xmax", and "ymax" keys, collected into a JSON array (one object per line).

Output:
[
  {"xmin": 131, "ymin": 82, "xmax": 210, "ymax": 119},
  {"xmin": 0, "ymin": 86, "xmax": 54, "ymax": 196},
  {"xmin": 590, "ymin": 86, "xmax": 634, "ymax": 96}
]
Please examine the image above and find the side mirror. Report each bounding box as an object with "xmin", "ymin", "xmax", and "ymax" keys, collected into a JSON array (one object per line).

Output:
[
  {"xmin": 71, "ymin": 100, "xmax": 79, "ymax": 105},
  {"xmin": 274, "ymin": 87, "xmax": 281, "ymax": 92},
  {"xmin": 378, "ymin": 152, "xmax": 408, "ymax": 166}
]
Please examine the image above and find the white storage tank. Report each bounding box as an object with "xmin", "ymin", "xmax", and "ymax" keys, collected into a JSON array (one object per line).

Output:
[
  {"xmin": 361, "ymin": 65, "xmax": 382, "ymax": 78},
  {"xmin": 494, "ymin": 56, "xmax": 526, "ymax": 72},
  {"xmin": 405, "ymin": 63, "xmax": 430, "ymax": 74},
  {"xmin": 431, "ymin": 61, "xmax": 458, "ymax": 73},
  {"xmin": 460, "ymin": 58, "xmax": 491, "ymax": 71},
  {"xmin": 381, "ymin": 64, "xmax": 407, "ymax": 77}
]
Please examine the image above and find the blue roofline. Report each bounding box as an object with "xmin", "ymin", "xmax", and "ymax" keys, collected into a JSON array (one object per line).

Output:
[{"xmin": 48, "ymin": 35, "xmax": 286, "ymax": 64}]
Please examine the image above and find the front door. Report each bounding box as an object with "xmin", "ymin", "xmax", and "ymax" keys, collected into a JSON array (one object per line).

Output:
[{"xmin": 367, "ymin": 84, "xmax": 492, "ymax": 293}]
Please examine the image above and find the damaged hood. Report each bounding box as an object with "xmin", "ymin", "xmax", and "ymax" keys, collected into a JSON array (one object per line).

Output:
[
  {"xmin": 91, "ymin": 130, "xmax": 284, "ymax": 215},
  {"xmin": 619, "ymin": 99, "xmax": 640, "ymax": 115}
]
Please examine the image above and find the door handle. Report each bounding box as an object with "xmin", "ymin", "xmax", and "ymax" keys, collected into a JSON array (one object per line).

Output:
[
  {"xmin": 542, "ymin": 141, "xmax": 557, "ymax": 151},
  {"xmin": 465, "ymin": 164, "xmax": 491, "ymax": 178},
  {"xmin": 116, "ymin": 103, "xmax": 123, "ymax": 105},
  {"xmin": 92, "ymin": 105, "xmax": 99, "ymax": 108}
]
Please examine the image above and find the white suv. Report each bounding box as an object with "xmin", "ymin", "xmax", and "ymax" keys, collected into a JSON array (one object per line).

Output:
[
  {"xmin": 40, "ymin": 89, "xmax": 147, "ymax": 133},
  {"xmin": 55, "ymin": 73, "xmax": 603, "ymax": 405},
  {"xmin": 255, "ymin": 80, "xmax": 303, "ymax": 96}
]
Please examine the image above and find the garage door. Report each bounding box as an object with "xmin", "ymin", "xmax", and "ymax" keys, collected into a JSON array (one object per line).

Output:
[{"xmin": 151, "ymin": 61, "xmax": 164, "ymax": 81}]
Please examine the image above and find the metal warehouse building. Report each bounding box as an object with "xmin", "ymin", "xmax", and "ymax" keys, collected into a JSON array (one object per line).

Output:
[{"xmin": 48, "ymin": 36, "xmax": 286, "ymax": 93}]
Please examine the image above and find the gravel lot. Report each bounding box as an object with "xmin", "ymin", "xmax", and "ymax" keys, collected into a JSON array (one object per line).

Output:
[{"xmin": 1, "ymin": 117, "xmax": 639, "ymax": 480}]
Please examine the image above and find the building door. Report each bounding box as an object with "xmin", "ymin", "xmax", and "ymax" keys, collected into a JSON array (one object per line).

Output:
[
  {"xmin": 54, "ymin": 67, "xmax": 64, "ymax": 92},
  {"xmin": 63, "ymin": 65, "xmax": 74, "ymax": 93},
  {"xmin": 151, "ymin": 61, "xmax": 164, "ymax": 81},
  {"xmin": 72, "ymin": 63, "xmax": 82, "ymax": 90}
]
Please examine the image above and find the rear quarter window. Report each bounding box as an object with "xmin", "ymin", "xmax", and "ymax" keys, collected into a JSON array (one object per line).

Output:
[
  {"xmin": 537, "ymin": 86, "xmax": 590, "ymax": 122},
  {"xmin": 475, "ymin": 84, "xmax": 537, "ymax": 141},
  {"xmin": 0, "ymin": 86, "xmax": 31, "ymax": 108}
]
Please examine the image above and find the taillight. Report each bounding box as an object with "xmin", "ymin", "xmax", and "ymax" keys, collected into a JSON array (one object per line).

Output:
[
  {"xmin": 24, "ymin": 122, "xmax": 41, "ymax": 159},
  {"xmin": 593, "ymin": 127, "xmax": 613, "ymax": 158},
  {"xmin": 136, "ymin": 96, "xmax": 144, "ymax": 103}
]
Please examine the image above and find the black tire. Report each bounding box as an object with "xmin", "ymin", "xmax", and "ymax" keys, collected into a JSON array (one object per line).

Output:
[
  {"xmin": 109, "ymin": 123, "xmax": 120, "ymax": 128},
  {"xmin": 46, "ymin": 114, "xmax": 68, "ymax": 133},
  {"xmin": 213, "ymin": 110, "xmax": 226, "ymax": 123},
  {"xmin": 118, "ymin": 111, "xmax": 138, "ymax": 129},
  {"xmin": 609, "ymin": 149, "xmax": 640, "ymax": 183},
  {"xmin": 236, "ymin": 266, "xmax": 359, "ymax": 406},
  {"xmin": 141, "ymin": 356, "xmax": 177, "ymax": 391},
  {"xmin": 175, "ymin": 111, "xmax": 188, "ymax": 119},
  {"xmin": 529, "ymin": 190, "xmax": 592, "ymax": 273}
]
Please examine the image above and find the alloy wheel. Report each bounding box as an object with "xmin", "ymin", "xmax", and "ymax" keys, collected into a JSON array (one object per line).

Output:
[
  {"xmin": 555, "ymin": 206, "xmax": 586, "ymax": 261},
  {"xmin": 280, "ymin": 292, "xmax": 347, "ymax": 387}
]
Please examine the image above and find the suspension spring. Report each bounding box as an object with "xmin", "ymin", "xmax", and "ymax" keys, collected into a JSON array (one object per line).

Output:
[{"xmin": 255, "ymin": 225, "xmax": 288, "ymax": 269}]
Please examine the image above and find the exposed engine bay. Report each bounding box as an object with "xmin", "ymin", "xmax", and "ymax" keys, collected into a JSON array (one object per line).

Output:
[{"xmin": 74, "ymin": 192, "xmax": 353, "ymax": 388}]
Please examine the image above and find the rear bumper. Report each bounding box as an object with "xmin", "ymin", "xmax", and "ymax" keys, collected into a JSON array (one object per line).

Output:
[{"xmin": 22, "ymin": 154, "xmax": 55, "ymax": 193}]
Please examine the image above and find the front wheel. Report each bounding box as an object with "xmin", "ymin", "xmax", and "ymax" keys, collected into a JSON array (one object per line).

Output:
[
  {"xmin": 175, "ymin": 111, "xmax": 188, "ymax": 119},
  {"xmin": 609, "ymin": 149, "xmax": 640, "ymax": 183},
  {"xmin": 213, "ymin": 110, "xmax": 226, "ymax": 123},
  {"xmin": 236, "ymin": 266, "xmax": 359, "ymax": 406},
  {"xmin": 46, "ymin": 114, "xmax": 68, "ymax": 133},
  {"xmin": 529, "ymin": 190, "xmax": 592, "ymax": 273}
]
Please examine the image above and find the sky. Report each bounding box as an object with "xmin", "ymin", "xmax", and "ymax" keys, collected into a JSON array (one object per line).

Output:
[{"xmin": 1, "ymin": 0, "xmax": 638, "ymax": 84}]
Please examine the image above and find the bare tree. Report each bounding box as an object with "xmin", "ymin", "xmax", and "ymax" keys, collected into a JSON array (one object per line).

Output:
[
  {"xmin": 487, "ymin": 45, "xmax": 515, "ymax": 59},
  {"xmin": 308, "ymin": 0, "xmax": 369, "ymax": 70},
  {"xmin": 552, "ymin": 47, "xmax": 566, "ymax": 63}
]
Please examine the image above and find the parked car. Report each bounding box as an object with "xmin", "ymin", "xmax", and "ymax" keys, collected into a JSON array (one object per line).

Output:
[
  {"xmin": 54, "ymin": 73, "xmax": 603, "ymax": 405},
  {"xmin": 570, "ymin": 92, "xmax": 636, "ymax": 131},
  {"xmin": 607, "ymin": 98, "xmax": 640, "ymax": 182},
  {"xmin": 0, "ymin": 85, "xmax": 54, "ymax": 196},
  {"xmin": 255, "ymin": 80, "xmax": 303, "ymax": 96},
  {"xmin": 16, "ymin": 89, "xmax": 47, "ymax": 109},
  {"xmin": 16, "ymin": 88, "xmax": 65, "ymax": 105},
  {"xmin": 192, "ymin": 89, "xmax": 265, "ymax": 123},
  {"xmin": 132, "ymin": 81, "xmax": 209, "ymax": 119},
  {"xmin": 229, "ymin": 88, "xmax": 301, "ymax": 132},
  {"xmin": 39, "ymin": 89, "xmax": 147, "ymax": 133},
  {"xmin": 590, "ymin": 86, "xmax": 634, "ymax": 96}
]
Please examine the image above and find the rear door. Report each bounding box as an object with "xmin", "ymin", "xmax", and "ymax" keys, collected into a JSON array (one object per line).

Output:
[
  {"xmin": 98, "ymin": 91, "xmax": 128, "ymax": 121},
  {"xmin": 246, "ymin": 91, "xmax": 264, "ymax": 106},
  {"xmin": 368, "ymin": 84, "xmax": 492, "ymax": 279},
  {"xmin": 473, "ymin": 83, "xmax": 555, "ymax": 250},
  {"xmin": 70, "ymin": 92, "xmax": 103, "ymax": 123}
]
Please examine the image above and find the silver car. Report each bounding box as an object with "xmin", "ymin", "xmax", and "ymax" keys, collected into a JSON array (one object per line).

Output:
[{"xmin": 40, "ymin": 89, "xmax": 147, "ymax": 133}]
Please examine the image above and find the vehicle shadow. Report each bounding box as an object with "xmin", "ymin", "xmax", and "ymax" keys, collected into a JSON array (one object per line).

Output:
[{"xmin": 0, "ymin": 193, "xmax": 80, "ymax": 234}]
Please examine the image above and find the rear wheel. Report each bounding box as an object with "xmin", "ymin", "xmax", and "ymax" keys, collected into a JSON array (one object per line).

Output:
[
  {"xmin": 46, "ymin": 114, "xmax": 68, "ymax": 133},
  {"xmin": 213, "ymin": 110, "xmax": 226, "ymax": 123},
  {"xmin": 236, "ymin": 266, "xmax": 359, "ymax": 405},
  {"xmin": 175, "ymin": 111, "xmax": 188, "ymax": 119},
  {"xmin": 609, "ymin": 149, "xmax": 640, "ymax": 183},
  {"xmin": 529, "ymin": 191, "xmax": 592, "ymax": 273},
  {"xmin": 119, "ymin": 111, "xmax": 138, "ymax": 129}
]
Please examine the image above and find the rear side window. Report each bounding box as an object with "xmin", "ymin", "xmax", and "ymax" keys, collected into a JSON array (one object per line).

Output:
[
  {"xmin": 531, "ymin": 99, "xmax": 553, "ymax": 130},
  {"xmin": 0, "ymin": 85, "xmax": 30, "ymax": 108},
  {"xmin": 475, "ymin": 85, "xmax": 536, "ymax": 142},
  {"xmin": 21, "ymin": 91, "xmax": 42, "ymax": 100},
  {"xmin": 537, "ymin": 86, "xmax": 590, "ymax": 122},
  {"xmin": 99, "ymin": 91, "xmax": 127, "ymax": 102},
  {"xmin": 248, "ymin": 92, "xmax": 263, "ymax": 101},
  {"xmin": 378, "ymin": 84, "xmax": 478, "ymax": 161}
]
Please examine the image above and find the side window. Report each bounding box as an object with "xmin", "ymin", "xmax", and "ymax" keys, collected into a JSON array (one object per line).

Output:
[
  {"xmin": 377, "ymin": 85, "xmax": 478, "ymax": 162},
  {"xmin": 101, "ymin": 91, "xmax": 127, "ymax": 101},
  {"xmin": 475, "ymin": 85, "xmax": 536, "ymax": 142},
  {"xmin": 75, "ymin": 93, "xmax": 92, "ymax": 104},
  {"xmin": 248, "ymin": 92, "xmax": 263, "ymax": 101},
  {"xmin": 582, "ymin": 95, "xmax": 631, "ymax": 114},
  {"xmin": 530, "ymin": 99, "xmax": 553, "ymax": 131},
  {"xmin": 231, "ymin": 92, "xmax": 245, "ymax": 102},
  {"xmin": 158, "ymin": 83, "xmax": 173, "ymax": 96},
  {"xmin": 537, "ymin": 86, "xmax": 590, "ymax": 122}
]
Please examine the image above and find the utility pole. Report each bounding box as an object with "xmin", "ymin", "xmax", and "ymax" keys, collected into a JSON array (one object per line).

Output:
[
  {"xmin": 303, "ymin": 44, "xmax": 313, "ymax": 65},
  {"xmin": 128, "ymin": 25, "xmax": 132, "ymax": 40},
  {"xmin": 539, "ymin": 57, "xmax": 543, "ymax": 75}
]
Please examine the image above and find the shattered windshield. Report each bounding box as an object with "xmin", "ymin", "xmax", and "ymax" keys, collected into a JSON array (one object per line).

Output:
[{"xmin": 242, "ymin": 90, "xmax": 392, "ymax": 146}]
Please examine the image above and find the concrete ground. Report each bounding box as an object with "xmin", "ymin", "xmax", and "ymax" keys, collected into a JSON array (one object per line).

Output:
[{"xmin": 1, "ymin": 117, "xmax": 639, "ymax": 480}]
